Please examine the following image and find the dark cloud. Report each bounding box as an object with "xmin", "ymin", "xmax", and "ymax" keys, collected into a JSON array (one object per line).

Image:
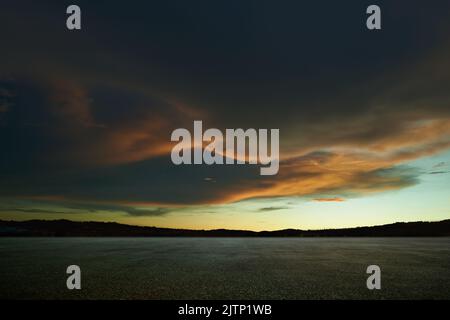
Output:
[
  {"xmin": 433, "ymin": 162, "xmax": 447, "ymax": 168},
  {"xmin": 0, "ymin": 199, "xmax": 172, "ymax": 217},
  {"xmin": 0, "ymin": 207, "xmax": 68, "ymax": 215},
  {"xmin": 60, "ymin": 202, "xmax": 172, "ymax": 217},
  {"xmin": 257, "ymin": 207, "xmax": 289, "ymax": 212},
  {"xmin": 428, "ymin": 171, "xmax": 449, "ymax": 175}
]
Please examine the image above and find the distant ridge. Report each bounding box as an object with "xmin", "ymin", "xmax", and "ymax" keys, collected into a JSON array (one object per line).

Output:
[{"xmin": 0, "ymin": 219, "xmax": 449, "ymax": 237}]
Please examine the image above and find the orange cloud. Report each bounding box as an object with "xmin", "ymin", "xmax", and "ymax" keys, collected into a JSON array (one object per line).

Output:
[
  {"xmin": 37, "ymin": 80, "xmax": 204, "ymax": 167},
  {"xmin": 313, "ymin": 197, "xmax": 345, "ymax": 202},
  {"xmin": 201, "ymin": 149, "xmax": 421, "ymax": 205}
]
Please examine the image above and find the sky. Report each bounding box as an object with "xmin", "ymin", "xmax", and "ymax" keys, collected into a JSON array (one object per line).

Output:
[{"xmin": 0, "ymin": 0, "xmax": 449, "ymax": 230}]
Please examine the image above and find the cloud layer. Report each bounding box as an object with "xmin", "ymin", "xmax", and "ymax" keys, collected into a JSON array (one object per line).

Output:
[{"xmin": 0, "ymin": 0, "xmax": 450, "ymax": 216}]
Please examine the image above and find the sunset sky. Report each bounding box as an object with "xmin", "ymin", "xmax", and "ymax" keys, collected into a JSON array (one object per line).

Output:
[{"xmin": 1, "ymin": 0, "xmax": 449, "ymax": 230}]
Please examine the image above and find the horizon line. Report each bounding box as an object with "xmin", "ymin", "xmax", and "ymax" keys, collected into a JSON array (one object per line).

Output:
[{"xmin": 1, "ymin": 218, "xmax": 449, "ymax": 234}]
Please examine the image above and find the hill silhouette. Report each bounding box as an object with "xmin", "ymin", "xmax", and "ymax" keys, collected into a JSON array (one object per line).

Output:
[{"xmin": 0, "ymin": 219, "xmax": 449, "ymax": 237}]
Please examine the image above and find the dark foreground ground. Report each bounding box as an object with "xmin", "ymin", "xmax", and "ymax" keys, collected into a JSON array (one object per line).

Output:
[{"xmin": 1, "ymin": 238, "xmax": 449, "ymax": 299}]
